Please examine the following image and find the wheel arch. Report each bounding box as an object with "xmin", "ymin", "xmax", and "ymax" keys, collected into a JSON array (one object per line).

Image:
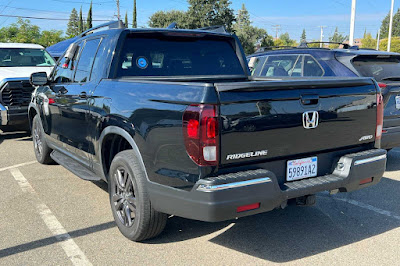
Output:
[{"xmin": 99, "ymin": 126, "xmax": 148, "ymax": 182}]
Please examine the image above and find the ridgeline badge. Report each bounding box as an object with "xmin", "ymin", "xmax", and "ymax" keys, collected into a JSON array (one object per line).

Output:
[{"xmin": 226, "ymin": 150, "xmax": 268, "ymax": 160}]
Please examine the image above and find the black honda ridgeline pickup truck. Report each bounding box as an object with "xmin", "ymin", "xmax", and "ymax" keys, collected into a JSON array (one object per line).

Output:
[{"xmin": 28, "ymin": 21, "xmax": 387, "ymax": 241}]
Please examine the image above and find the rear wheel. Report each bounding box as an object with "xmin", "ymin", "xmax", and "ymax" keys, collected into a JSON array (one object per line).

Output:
[
  {"xmin": 32, "ymin": 115, "xmax": 53, "ymax": 164},
  {"xmin": 109, "ymin": 150, "xmax": 167, "ymax": 241}
]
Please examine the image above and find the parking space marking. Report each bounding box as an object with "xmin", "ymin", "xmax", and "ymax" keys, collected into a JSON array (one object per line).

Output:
[
  {"xmin": 0, "ymin": 161, "xmax": 37, "ymax": 172},
  {"xmin": 9, "ymin": 167, "xmax": 92, "ymax": 266},
  {"xmin": 332, "ymin": 196, "xmax": 400, "ymax": 221}
]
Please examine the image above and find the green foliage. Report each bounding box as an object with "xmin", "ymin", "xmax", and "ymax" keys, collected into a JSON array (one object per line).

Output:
[
  {"xmin": 66, "ymin": 8, "xmax": 79, "ymax": 37},
  {"xmin": 149, "ymin": 10, "xmax": 188, "ymax": 28},
  {"xmin": 307, "ymin": 40, "xmax": 321, "ymax": 48},
  {"xmin": 329, "ymin": 27, "xmax": 347, "ymax": 48},
  {"xmin": 133, "ymin": 0, "xmax": 137, "ymax": 28},
  {"xmin": 186, "ymin": 0, "xmax": 235, "ymax": 31},
  {"xmin": 380, "ymin": 37, "xmax": 400, "ymax": 52},
  {"xmin": 380, "ymin": 9, "xmax": 400, "ymax": 39},
  {"xmin": 0, "ymin": 18, "xmax": 64, "ymax": 47},
  {"xmin": 361, "ymin": 33, "xmax": 377, "ymax": 49},
  {"xmin": 232, "ymin": 4, "xmax": 273, "ymax": 54},
  {"xmin": 78, "ymin": 6, "xmax": 84, "ymax": 33},
  {"xmin": 0, "ymin": 18, "xmax": 40, "ymax": 43},
  {"xmin": 38, "ymin": 30, "xmax": 64, "ymax": 47},
  {"xmin": 86, "ymin": 1, "xmax": 93, "ymax": 30},
  {"xmin": 125, "ymin": 11, "xmax": 128, "ymax": 27},
  {"xmin": 276, "ymin": 32, "xmax": 297, "ymax": 46},
  {"xmin": 301, "ymin": 29, "xmax": 306, "ymax": 43}
]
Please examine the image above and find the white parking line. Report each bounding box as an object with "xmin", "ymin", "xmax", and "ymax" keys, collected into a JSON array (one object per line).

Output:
[
  {"xmin": 0, "ymin": 161, "xmax": 37, "ymax": 172},
  {"xmin": 332, "ymin": 196, "xmax": 400, "ymax": 221},
  {"xmin": 9, "ymin": 168, "xmax": 92, "ymax": 266}
]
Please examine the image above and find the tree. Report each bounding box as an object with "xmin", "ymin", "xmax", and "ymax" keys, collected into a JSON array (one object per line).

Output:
[
  {"xmin": 66, "ymin": 8, "xmax": 79, "ymax": 37},
  {"xmin": 86, "ymin": 1, "xmax": 93, "ymax": 30},
  {"xmin": 301, "ymin": 29, "xmax": 306, "ymax": 43},
  {"xmin": 78, "ymin": 6, "xmax": 84, "ymax": 33},
  {"xmin": 380, "ymin": 9, "xmax": 400, "ymax": 39},
  {"xmin": 278, "ymin": 32, "xmax": 297, "ymax": 46},
  {"xmin": 38, "ymin": 30, "xmax": 64, "ymax": 47},
  {"xmin": 0, "ymin": 19, "xmax": 64, "ymax": 47},
  {"xmin": 329, "ymin": 27, "xmax": 347, "ymax": 48},
  {"xmin": 361, "ymin": 32, "xmax": 377, "ymax": 49},
  {"xmin": 132, "ymin": 0, "xmax": 137, "ymax": 28},
  {"xmin": 232, "ymin": 4, "xmax": 273, "ymax": 54},
  {"xmin": 149, "ymin": 10, "xmax": 188, "ymax": 28},
  {"xmin": 380, "ymin": 37, "xmax": 400, "ymax": 52},
  {"xmin": 186, "ymin": 0, "xmax": 235, "ymax": 31},
  {"xmin": 125, "ymin": 11, "xmax": 128, "ymax": 27}
]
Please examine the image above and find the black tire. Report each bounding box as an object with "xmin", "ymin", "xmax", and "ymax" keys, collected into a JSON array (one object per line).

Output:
[
  {"xmin": 32, "ymin": 115, "xmax": 53, "ymax": 164},
  {"xmin": 109, "ymin": 150, "xmax": 167, "ymax": 241}
]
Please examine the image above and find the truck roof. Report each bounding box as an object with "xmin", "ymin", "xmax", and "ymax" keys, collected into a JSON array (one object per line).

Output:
[{"xmin": 0, "ymin": 43, "xmax": 45, "ymax": 49}]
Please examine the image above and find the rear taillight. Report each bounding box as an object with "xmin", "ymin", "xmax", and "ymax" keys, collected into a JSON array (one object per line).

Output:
[
  {"xmin": 183, "ymin": 104, "xmax": 219, "ymax": 166},
  {"xmin": 376, "ymin": 93, "xmax": 384, "ymax": 141}
]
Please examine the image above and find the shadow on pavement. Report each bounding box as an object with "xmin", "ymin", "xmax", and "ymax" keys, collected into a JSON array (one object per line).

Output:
[
  {"xmin": 386, "ymin": 149, "xmax": 400, "ymax": 172},
  {"xmin": 0, "ymin": 131, "xmax": 31, "ymax": 145},
  {"xmin": 0, "ymin": 221, "xmax": 116, "ymax": 259},
  {"xmin": 149, "ymin": 177, "xmax": 400, "ymax": 262}
]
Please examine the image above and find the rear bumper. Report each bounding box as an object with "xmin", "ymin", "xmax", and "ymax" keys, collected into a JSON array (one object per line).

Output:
[
  {"xmin": 381, "ymin": 126, "xmax": 400, "ymax": 149},
  {"xmin": 0, "ymin": 104, "xmax": 29, "ymax": 126},
  {"xmin": 148, "ymin": 149, "xmax": 387, "ymax": 222}
]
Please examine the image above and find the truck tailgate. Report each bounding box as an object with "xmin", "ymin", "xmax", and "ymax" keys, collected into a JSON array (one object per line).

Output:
[{"xmin": 215, "ymin": 78, "xmax": 378, "ymax": 165}]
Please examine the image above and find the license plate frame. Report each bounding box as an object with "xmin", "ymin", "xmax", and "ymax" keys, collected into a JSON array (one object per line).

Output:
[{"xmin": 286, "ymin": 156, "xmax": 318, "ymax": 182}]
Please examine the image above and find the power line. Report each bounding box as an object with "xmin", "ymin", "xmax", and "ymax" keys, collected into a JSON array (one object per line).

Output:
[{"xmin": 0, "ymin": 14, "xmax": 110, "ymax": 21}]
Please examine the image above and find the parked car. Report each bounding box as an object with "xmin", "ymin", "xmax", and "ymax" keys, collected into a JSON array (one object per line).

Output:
[
  {"xmin": 29, "ymin": 22, "xmax": 386, "ymax": 241},
  {"xmin": 247, "ymin": 43, "xmax": 400, "ymax": 150},
  {"xmin": 0, "ymin": 43, "xmax": 55, "ymax": 131}
]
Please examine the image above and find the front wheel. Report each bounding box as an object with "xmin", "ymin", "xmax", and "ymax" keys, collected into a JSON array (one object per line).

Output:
[
  {"xmin": 32, "ymin": 115, "xmax": 53, "ymax": 164},
  {"xmin": 109, "ymin": 150, "xmax": 167, "ymax": 241}
]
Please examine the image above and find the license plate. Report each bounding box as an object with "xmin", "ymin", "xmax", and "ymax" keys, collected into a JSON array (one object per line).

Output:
[
  {"xmin": 396, "ymin": 96, "xmax": 400, "ymax": 110},
  {"xmin": 287, "ymin": 157, "xmax": 317, "ymax": 181}
]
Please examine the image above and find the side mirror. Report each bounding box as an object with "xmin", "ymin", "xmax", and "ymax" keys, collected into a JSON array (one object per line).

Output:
[
  {"xmin": 30, "ymin": 72, "xmax": 48, "ymax": 86},
  {"xmin": 64, "ymin": 43, "xmax": 78, "ymax": 60},
  {"xmin": 248, "ymin": 57, "xmax": 258, "ymax": 71}
]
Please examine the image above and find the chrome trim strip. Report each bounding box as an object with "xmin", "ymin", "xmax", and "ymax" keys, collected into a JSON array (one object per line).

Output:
[
  {"xmin": 196, "ymin": 177, "xmax": 272, "ymax": 192},
  {"xmin": 354, "ymin": 154, "xmax": 387, "ymax": 166}
]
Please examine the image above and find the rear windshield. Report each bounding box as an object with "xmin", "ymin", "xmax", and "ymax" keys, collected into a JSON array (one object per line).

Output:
[
  {"xmin": 116, "ymin": 34, "xmax": 244, "ymax": 77},
  {"xmin": 352, "ymin": 55, "xmax": 400, "ymax": 82},
  {"xmin": 0, "ymin": 48, "xmax": 55, "ymax": 67}
]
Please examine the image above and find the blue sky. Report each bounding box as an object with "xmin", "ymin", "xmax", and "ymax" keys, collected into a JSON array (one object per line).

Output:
[{"xmin": 0, "ymin": 0, "xmax": 395, "ymax": 42}]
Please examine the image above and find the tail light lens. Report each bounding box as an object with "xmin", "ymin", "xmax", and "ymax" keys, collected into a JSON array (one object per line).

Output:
[
  {"xmin": 378, "ymin": 82, "xmax": 387, "ymax": 89},
  {"xmin": 376, "ymin": 93, "xmax": 384, "ymax": 140},
  {"xmin": 183, "ymin": 104, "xmax": 218, "ymax": 166}
]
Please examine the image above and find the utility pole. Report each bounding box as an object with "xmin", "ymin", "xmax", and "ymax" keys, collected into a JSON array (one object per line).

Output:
[
  {"xmin": 319, "ymin": 26, "xmax": 326, "ymax": 48},
  {"xmin": 272, "ymin": 25, "xmax": 281, "ymax": 40},
  {"xmin": 349, "ymin": 0, "xmax": 356, "ymax": 46},
  {"xmin": 377, "ymin": 29, "xmax": 381, "ymax": 50},
  {"xmin": 388, "ymin": 0, "xmax": 395, "ymax": 51},
  {"xmin": 116, "ymin": 0, "xmax": 120, "ymax": 20}
]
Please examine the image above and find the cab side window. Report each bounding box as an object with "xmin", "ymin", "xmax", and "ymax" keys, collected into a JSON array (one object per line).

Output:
[
  {"xmin": 52, "ymin": 43, "xmax": 82, "ymax": 83},
  {"xmin": 74, "ymin": 38, "xmax": 101, "ymax": 83}
]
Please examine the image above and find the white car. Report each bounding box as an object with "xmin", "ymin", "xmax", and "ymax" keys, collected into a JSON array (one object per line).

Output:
[{"xmin": 0, "ymin": 43, "xmax": 55, "ymax": 131}]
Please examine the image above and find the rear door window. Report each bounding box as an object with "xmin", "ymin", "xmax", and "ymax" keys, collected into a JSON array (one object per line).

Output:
[
  {"xmin": 303, "ymin": 55, "xmax": 324, "ymax": 77},
  {"xmin": 252, "ymin": 54, "xmax": 324, "ymax": 77},
  {"xmin": 116, "ymin": 34, "xmax": 244, "ymax": 77}
]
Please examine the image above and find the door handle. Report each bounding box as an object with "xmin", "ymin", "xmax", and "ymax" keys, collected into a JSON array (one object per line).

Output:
[
  {"xmin": 301, "ymin": 94, "xmax": 319, "ymax": 105},
  {"xmin": 79, "ymin": 91, "xmax": 87, "ymax": 99}
]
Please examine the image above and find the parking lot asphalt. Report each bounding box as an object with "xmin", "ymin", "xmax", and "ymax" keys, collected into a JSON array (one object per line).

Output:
[{"xmin": 1, "ymin": 130, "xmax": 400, "ymax": 266}]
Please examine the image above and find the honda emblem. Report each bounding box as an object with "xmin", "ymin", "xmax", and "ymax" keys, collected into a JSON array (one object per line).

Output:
[{"xmin": 303, "ymin": 111, "xmax": 319, "ymax": 129}]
